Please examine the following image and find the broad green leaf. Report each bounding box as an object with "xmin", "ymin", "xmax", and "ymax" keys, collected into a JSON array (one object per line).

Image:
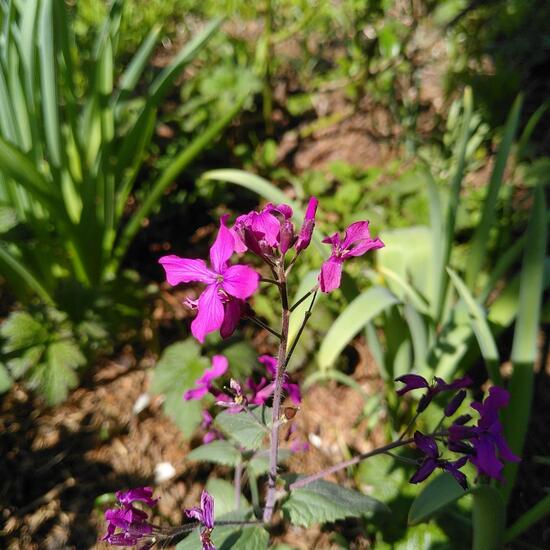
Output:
[
  {"xmin": 215, "ymin": 406, "xmax": 271, "ymax": 451},
  {"xmin": 247, "ymin": 449, "xmax": 291, "ymax": 477},
  {"xmin": 472, "ymin": 486, "xmax": 504, "ymax": 550},
  {"xmin": 318, "ymin": 287, "xmax": 399, "ymax": 370},
  {"xmin": 465, "ymin": 95, "xmax": 522, "ymax": 288},
  {"xmin": 205, "ymin": 478, "xmax": 248, "ymax": 517},
  {"xmin": 356, "ymin": 454, "xmax": 407, "ymax": 503},
  {"xmin": 375, "ymin": 522, "xmax": 450, "ymax": 549},
  {"xmin": 217, "ymin": 340, "xmax": 257, "ymax": 379},
  {"xmin": 187, "ymin": 441, "xmax": 241, "ymax": 467},
  {"xmin": 446, "ymin": 268, "xmax": 501, "ymax": 383},
  {"xmin": 282, "ymin": 478, "xmax": 389, "ymax": 527},
  {"xmin": 151, "ymin": 339, "xmax": 209, "ymax": 438},
  {"xmin": 408, "ymin": 473, "xmax": 466, "ymax": 525}
]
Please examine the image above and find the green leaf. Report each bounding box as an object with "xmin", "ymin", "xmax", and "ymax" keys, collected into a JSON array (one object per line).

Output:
[
  {"xmin": 0, "ymin": 311, "xmax": 48, "ymax": 352},
  {"xmin": 247, "ymin": 449, "xmax": 291, "ymax": 477},
  {"xmin": 215, "ymin": 406, "xmax": 271, "ymax": 451},
  {"xmin": 408, "ymin": 473, "xmax": 467, "ymax": 525},
  {"xmin": 0, "ymin": 362, "xmax": 13, "ymax": 393},
  {"xmin": 151, "ymin": 339, "xmax": 209, "ymax": 438},
  {"xmin": 446, "ymin": 267, "xmax": 501, "ymax": 383},
  {"xmin": 205, "ymin": 478, "xmax": 247, "ymax": 517},
  {"xmin": 187, "ymin": 441, "xmax": 241, "ymax": 467},
  {"xmin": 375, "ymin": 523, "xmax": 450, "ymax": 549},
  {"xmin": 282, "ymin": 478, "xmax": 389, "ymax": 527},
  {"xmin": 472, "ymin": 486, "xmax": 504, "ymax": 550},
  {"xmin": 466, "ymin": 95, "xmax": 522, "ymax": 288},
  {"xmin": 318, "ymin": 287, "xmax": 399, "ymax": 370},
  {"xmin": 378, "ymin": 25, "xmax": 401, "ymax": 58}
]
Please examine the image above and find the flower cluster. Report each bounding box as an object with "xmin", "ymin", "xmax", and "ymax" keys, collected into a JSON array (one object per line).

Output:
[
  {"xmin": 400, "ymin": 375, "xmax": 520, "ymax": 488},
  {"xmin": 185, "ymin": 490, "xmax": 215, "ymax": 550},
  {"xmin": 160, "ymin": 198, "xmax": 384, "ymax": 343},
  {"xmin": 102, "ymin": 487, "xmax": 158, "ymax": 548}
]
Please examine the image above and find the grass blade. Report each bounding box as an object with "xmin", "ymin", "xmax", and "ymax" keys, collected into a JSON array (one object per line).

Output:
[
  {"xmin": 504, "ymin": 494, "xmax": 550, "ymax": 543},
  {"xmin": 502, "ymin": 185, "xmax": 547, "ymax": 502},
  {"xmin": 447, "ymin": 267, "xmax": 501, "ymax": 384},
  {"xmin": 465, "ymin": 95, "xmax": 522, "ymax": 289},
  {"xmin": 318, "ymin": 287, "xmax": 399, "ymax": 371},
  {"xmin": 472, "ymin": 486, "xmax": 505, "ymax": 550}
]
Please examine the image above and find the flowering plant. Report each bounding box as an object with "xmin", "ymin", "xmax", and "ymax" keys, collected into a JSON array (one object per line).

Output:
[{"xmin": 102, "ymin": 198, "xmax": 520, "ymax": 549}]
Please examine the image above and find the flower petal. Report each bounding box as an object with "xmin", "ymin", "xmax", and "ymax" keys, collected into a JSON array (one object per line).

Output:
[
  {"xmin": 319, "ymin": 257, "xmax": 344, "ymax": 293},
  {"xmin": 284, "ymin": 382, "xmax": 301, "ymax": 405},
  {"xmin": 258, "ymin": 355, "xmax": 278, "ymax": 376},
  {"xmin": 201, "ymin": 490, "xmax": 215, "ymax": 529},
  {"xmin": 395, "ymin": 374, "xmax": 430, "ymax": 395},
  {"xmin": 210, "ymin": 215, "xmax": 235, "ymax": 273},
  {"xmin": 220, "ymin": 298, "xmax": 242, "ymax": 339},
  {"xmin": 295, "ymin": 197, "xmax": 318, "ymax": 253},
  {"xmin": 185, "ymin": 506, "xmax": 204, "ymax": 523},
  {"xmin": 159, "ymin": 255, "xmax": 215, "ymax": 286},
  {"xmin": 410, "ymin": 458, "xmax": 437, "ymax": 484},
  {"xmin": 414, "ymin": 431, "xmax": 439, "ymax": 458},
  {"xmin": 222, "ymin": 265, "xmax": 259, "ymax": 299},
  {"xmin": 471, "ymin": 436, "xmax": 503, "ymax": 480},
  {"xmin": 184, "ymin": 385, "xmax": 209, "ymax": 401},
  {"xmin": 191, "ymin": 285, "xmax": 225, "ymax": 343},
  {"xmin": 202, "ymin": 355, "xmax": 229, "ymax": 385}
]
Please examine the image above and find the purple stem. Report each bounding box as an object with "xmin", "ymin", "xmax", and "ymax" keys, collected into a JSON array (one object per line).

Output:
[{"xmin": 263, "ymin": 264, "xmax": 290, "ymax": 523}]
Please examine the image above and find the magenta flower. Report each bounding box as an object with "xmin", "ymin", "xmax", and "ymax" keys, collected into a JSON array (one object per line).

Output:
[
  {"xmin": 201, "ymin": 410, "xmax": 223, "ymax": 444},
  {"xmin": 395, "ymin": 374, "xmax": 472, "ymax": 413},
  {"xmin": 410, "ymin": 431, "xmax": 468, "ymax": 489},
  {"xmin": 295, "ymin": 197, "xmax": 318, "ymax": 253},
  {"xmin": 103, "ymin": 487, "xmax": 159, "ymax": 548},
  {"xmin": 184, "ymin": 355, "xmax": 228, "ymax": 401},
  {"xmin": 449, "ymin": 386, "xmax": 519, "ymax": 480},
  {"xmin": 159, "ymin": 216, "xmax": 259, "ymax": 343},
  {"xmin": 232, "ymin": 198, "xmax": 318, "ymax": 261},
  {"xmin": 319, "ymin": 221, "xmax": 384, "ymax": 293},
  {"xmin": 185, "ymin": 490, "xmax": 215, "ymax": 550},
  {"xmin": 253, "ymin": 355, "xmax": 301, "ymax": 405}
]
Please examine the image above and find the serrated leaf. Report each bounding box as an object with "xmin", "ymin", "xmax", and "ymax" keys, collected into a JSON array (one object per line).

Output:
[
  {"xmin": 282, "ymin": 479, "xmax": 389, "ymax": 527},
  {"xmin": 152, "ymin": 339, "xmax": 209, "ymax": 437},
  {"xmin": 215, "ymin": 407, "xmax": 271, "ymax": 451},
  {"xmin": 408, "ymin": 473, "xmax": 467, "ymax": 525},
  {"xmin": 188, "ymin": 441, "xmax": 241, "ymax": 467},
  {"xmin": 0, "ymin": 311, "xmax": 48, "ymax": 352},
  {"xmin": 0, "ymin": 362, "xmax": 13, "ymax": 392}
]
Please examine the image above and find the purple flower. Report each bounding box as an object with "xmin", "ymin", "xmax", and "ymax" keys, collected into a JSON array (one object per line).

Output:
[
  {"xmin": 201, "ymin": 410, "xmax": 223, "ymax": 444},
  {"xmin": 253, "ymin": 355, "xmax": 301, "ymax": 405},
  {"xmin": 295, "ymin": 197, "xmax": 318, "ymax": 253},
  {"xmin": 185, "ymin": 490, "xmax": 215, "ymax": 550},
  {"xmin": 159, "ymin": 216, "xmax": 259, "ymax": 343},
  {"xmin": 449, "ymin": 386, "xmax": 519, "ymax": 480},
  {"xmin": 319, "ymin": 221, "xmax": 384, "ymax": 293},
  {"xmin": 410, "ymin": 432, "xmax": 468, "ymax": 489},
  {"xmin": 184, "ymin": 355, "xmax": 228, "ymax": 401},
  {"xmin": 395, "ymin": 374, "xmax": 472, "ymax": 412},
  {"xmin": 103, "ymin": 487, "xmax": 158, "ymax": 548}
]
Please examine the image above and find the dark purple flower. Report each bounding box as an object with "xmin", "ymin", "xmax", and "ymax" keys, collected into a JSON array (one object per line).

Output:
[
  {"xmin": 410, "ymin": 432, "xmax": 468, "ymax": 489},
  {"xmin": 185, "ymin": 490, "xmax": 215, "ymax": 550},
  {"xmin": 449, "ymin": 386, "xmax": 519, "ymax": 480},
  {"xmin": 319, "ymin": 221, "xmax": 384, "ymax": 293},
  {"xmin": 159, "ymin": 216, "xmax": 259, "ymax": 343},
  {"xmin": 396, "ymin": 374, "xmax": 472, "ymax": 413},
  {"xmin": 103, "ymin": 487, "xmax": 158, "ymax": 547},
  {"xmin": 445, "ymin": 389, "xmax": 467, "ymax": 417}
]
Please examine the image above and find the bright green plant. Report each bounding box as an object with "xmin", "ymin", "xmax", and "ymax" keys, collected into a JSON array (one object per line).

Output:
[{"xmin": 0, "ymin": 0, "xmax": 250, "ymax": 401}]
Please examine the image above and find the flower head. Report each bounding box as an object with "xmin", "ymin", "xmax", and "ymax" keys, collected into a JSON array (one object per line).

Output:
[
  {"xmin": 295, "ymin": 197, "xmax": 318, "ymax": 254},
  {"xmin": 184, "ymin": 355, "xmax": 228, "ymax": 401},
  {"xmin": 449, "ymin": 386, "xmax": 519, "ymax": 480},
  {"xmin": 185, "ymin": 490, "xmax": 215, "ymax": 550},
  {"xmin": 395, "ymin": 374, "xmax": 472, "ymax": 413},
  {"xmin": 103, "ymin": 487, "xmax": 158, "ymax": 548},
  {"xmin": 410, "ymin": 431, "xmax": 468, "ymax": 489},
  {"xmin": 319, "ymin": 221, "xmax": 384, "ymax": 293},
  {"xmin": 159, "ymin": 216, "xmax": 259, "ymax": 343}
]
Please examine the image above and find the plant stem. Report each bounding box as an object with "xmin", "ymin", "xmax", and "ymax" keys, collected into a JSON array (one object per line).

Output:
[
  {"xmin": 398, "ymin": 410, "xmax": 421, "ymax": 441},
  {"xmin": 288, "ymin": 437, "xmax": 414, "ymax": 490},
  {"xmin": 234, "ymin": 460, "xmax": 243, "ymax": 509},
  {"xmin": 245, "ymin": 315, "xmax": 282, "ymax": 339},
  {"xmin": 285, "ymin": 291, "xmax": 317, "ymax": 368},
  {"xmin": 263, "ymin": 263, "xmax": 290, "ymax": 523},
  {"xmin": 289, "ymin": 286, "xmax": 318, "ymax": 312}
]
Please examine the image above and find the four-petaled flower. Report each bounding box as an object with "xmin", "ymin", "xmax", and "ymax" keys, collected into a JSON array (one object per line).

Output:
[
  {"xmin": 185, "ymin": 490, "xmax": 216, "ymax": 550},
  {"xmin": 395, "ymin": 374, "xmax": 472, "ymax": 412},
  {"xmin": 449, "ymin": 386, "xmax": 519, "ymax": 480},
  {"xmin": 410, "ymin": 431, "xmax": 468, "ymax": 489},
  {"xmin": 103, "ymin": 487, "xmax": 159, "ymax": 548},
  {"xmin": 184, "ymin": 355, "xmax": 229, "ymax": 401},
  {"xmin": 319, "ymin": 221, "xmax": 384, "ymax": 293},
  {"xmin": 159, "ymin": 215, "xmax": 259, "ymax": 343}
]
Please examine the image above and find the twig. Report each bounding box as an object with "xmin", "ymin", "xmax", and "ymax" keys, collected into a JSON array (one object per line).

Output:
[{"xmin": 244, "ymin": 315, "xmax": 282, "ymax": 339}]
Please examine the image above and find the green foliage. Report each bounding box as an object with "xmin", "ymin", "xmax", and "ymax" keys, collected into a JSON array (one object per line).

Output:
[
  {"xmin": 151, "ymin": 339, "xmax": 209, "ymax": 437},
  {"xmin": 187, "ymin": 440, "xmax": 242, "ymax": 467},
  {"xmin": 215, "ymin": 406, "xmax": 271, "ymax": 451},
  {"xmin": 282, "ymin": 477, "xmax": 388, "ymax": 528},
  {"xmin": 471, "ymin": 486, "xmax": 505, "ymax": 550}
]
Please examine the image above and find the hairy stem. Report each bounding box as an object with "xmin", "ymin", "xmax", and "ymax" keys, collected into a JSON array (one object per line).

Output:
[
  {"xmin": 263, "ymin": 264, "xmax": 290, "ymax": 523},
  {"xmin": 288, "ymin": 437, "xmax": 414, "ymax": 490}
]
